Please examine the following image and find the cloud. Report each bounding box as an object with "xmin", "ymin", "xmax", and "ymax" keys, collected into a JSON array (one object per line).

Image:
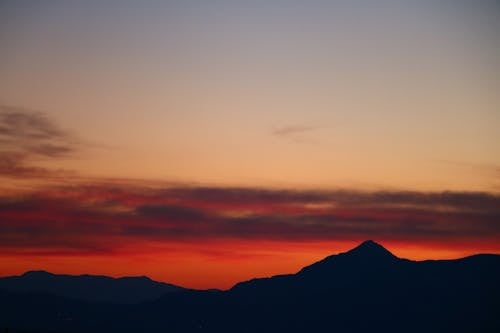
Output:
[
  {"xmin": 167, "ymin": 186, "xmax": 326, "ymax": 204},
  {"xmin": 0, "ymin": 105, "xmax": 80, "ymax": 178},
  {"xmin": 271, "ymin": 124, "xmax": 325, "ymax": 145},
  {"xmin": 0, "ymin": 184, "xmax": 499, "ymax": 254},
  {"xmin": 136, "ymin": 204, "xmax": 207, "ymax": 221},
  {"xmin": 436, "ymin": 159, "xmax": 500, "ymax": 192},
  {"xmin": 167, "ymin": 186, "xmax": 500, "ymax": 213},
  {"xmin": 272, "ymin": 125, "xmax": 315, "ymax": 137},
  {"xmin": 0, "ymin": 106, "xmax": 76, "ymax": 156},
  {"xmin": 0, "ymin": 152, "xmax": 53, "ymax": 178}
]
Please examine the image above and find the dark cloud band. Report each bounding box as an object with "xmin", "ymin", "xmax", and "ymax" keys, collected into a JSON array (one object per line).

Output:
[{"xmin": 1, "ymin": 184, "xmax": 498, "ymax": 254}]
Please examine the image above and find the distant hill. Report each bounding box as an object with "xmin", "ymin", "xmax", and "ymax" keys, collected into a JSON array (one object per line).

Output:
[
  {"xmin": 0, "ymin": 270, "xmax": 186, "ymax": 304},
  {"xmin": 1, "ymin": 240, "xmax": 499, "ymax": 333}
]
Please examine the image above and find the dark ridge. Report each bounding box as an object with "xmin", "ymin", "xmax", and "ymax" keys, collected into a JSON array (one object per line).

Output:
[
  {"xmin": 0, "ymin": 271, "xmax": 186, "ymax": 304},
  {"xmin": 22, "ymin": 270, "xmax": 54, "ymax": 277}
]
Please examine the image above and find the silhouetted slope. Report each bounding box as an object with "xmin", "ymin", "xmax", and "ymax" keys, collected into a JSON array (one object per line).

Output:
[
  {"xmin": 1, "ymin": 241, "xmax": 499, "ymax": 333},
  {"xmin": 0, "ymin": 270, "xmax": 185, "ymax": 304},
  {"xmin": 229, "ymin": 239, "xmax": 403, "ymax": 293},
  {"xmin": 226, "ymin": 241, "xmax": 500, "ymax": 332}
]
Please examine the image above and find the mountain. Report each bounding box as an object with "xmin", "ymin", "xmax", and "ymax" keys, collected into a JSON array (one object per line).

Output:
[
  {"xmin": 1, "ymin": 241, "xmax": 499, "ymax": 333},
  {"xmin": 0, "ymin": 270, "xmax": 186, "ymax": 304}
]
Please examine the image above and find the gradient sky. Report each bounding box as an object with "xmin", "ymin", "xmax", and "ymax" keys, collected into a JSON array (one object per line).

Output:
[{"xmin": 0, "ymin": 1, "xmax": 499, "ymax": 289}]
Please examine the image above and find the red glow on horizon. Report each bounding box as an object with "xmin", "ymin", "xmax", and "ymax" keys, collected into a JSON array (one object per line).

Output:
[
  {"xmin": 1, "ymin": 239, "xmax": 498, "ymax": 290},
  {"xmin": 1, "ymin": 185, "xmax": 499, "ymax": 289}
]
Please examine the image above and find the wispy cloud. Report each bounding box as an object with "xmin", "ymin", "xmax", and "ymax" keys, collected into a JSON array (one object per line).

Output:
[
  {"xmin": 0, "ymin": 152, "xmax": 54, "ymax": 178},
  {"xmin": 0, "ymin": 105, "xmax": 80, "ymax": 178},
  {"xmin": 272, "ymin": 125, "xmax": 316, "ymax": 137},
  {"xmin": 436, "ymin": 159, "xmax": 500, "ymax": 192}
]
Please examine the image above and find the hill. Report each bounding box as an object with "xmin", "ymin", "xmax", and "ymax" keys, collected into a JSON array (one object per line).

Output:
[{"xmin": 0, "ymin": 270, "xmax": 185, "ymax": 304}]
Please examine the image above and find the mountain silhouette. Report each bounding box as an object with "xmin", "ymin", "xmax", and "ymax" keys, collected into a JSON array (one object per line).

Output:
[
  {"xmin": 229, "ymin": 239, "xmax": 403, "ymax": 294},
  {"xmin": 1, "ymin": 241, "xmax": 499, "ymax": 333},
  {"xmin": 0, "ymin": 270, "xmax": 185, "ymax": 304},
  {"xmin": 296, "ymin": 239, "xmax": 399, "ymax": 277},
  {"xmin": 343, "ymin": 239, "xmax": 397, "ymax": 259}
]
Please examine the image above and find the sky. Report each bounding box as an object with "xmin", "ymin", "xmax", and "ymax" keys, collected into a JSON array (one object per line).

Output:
[{"xmin": 0, "ymin": 0, "xmax": 499, "ymax": 289}]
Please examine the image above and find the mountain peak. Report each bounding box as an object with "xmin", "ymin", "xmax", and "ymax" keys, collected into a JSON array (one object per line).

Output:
[
  {"xmin": 345, "ymin": 240, "xmax": 396, "ymax": 260},
  {"xmin": 296, "ymin": 240, "xmax": 398, "ymax": 277},
  {"xmin": 354, "ymin": 240, "xmax": 383, "ymax": 250}
]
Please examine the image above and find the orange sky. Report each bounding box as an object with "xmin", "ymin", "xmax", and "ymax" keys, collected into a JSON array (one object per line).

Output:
[
  {"xmin": 0, "ymin": 1, "xmax": 498, "ymax": 192},
  {"xmin": 1, "ymin": 238, "xmax": 498, "ymax": 290}
]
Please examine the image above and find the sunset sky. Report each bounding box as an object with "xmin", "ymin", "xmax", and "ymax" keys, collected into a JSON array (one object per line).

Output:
[{"xmin": 0, "ymin": 1, "xmax": 499, "ymax": 289}]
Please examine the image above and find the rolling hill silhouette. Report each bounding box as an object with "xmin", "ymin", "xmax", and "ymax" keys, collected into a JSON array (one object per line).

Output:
[
  {"xmin": 0, "ymin": 270, "xmax": 185, "ymax": 304},
  {"xmin": 1, "ymin": 240, "xmax": 499, "ymax": 333}
]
